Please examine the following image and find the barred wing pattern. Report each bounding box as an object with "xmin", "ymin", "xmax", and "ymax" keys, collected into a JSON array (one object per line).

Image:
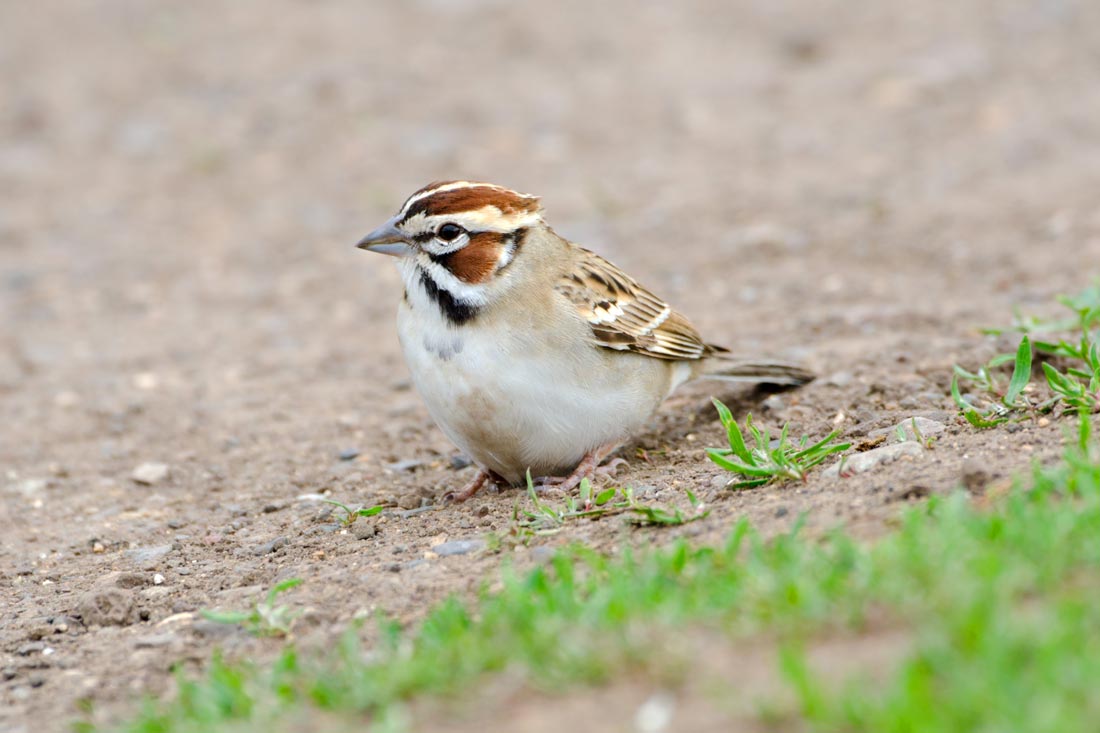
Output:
[{"xmin": 555, "ymin": 249, "xmax": 722, "ymax": 361}]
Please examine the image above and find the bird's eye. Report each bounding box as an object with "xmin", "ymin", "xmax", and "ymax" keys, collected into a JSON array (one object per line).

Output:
[{"xmin": 437, "ymin": 223, "xmax": 465, "ymax": 242}]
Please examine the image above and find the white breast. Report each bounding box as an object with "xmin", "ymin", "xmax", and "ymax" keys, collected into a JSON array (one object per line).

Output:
[{"xmin": 395, "ymin": 272, "xmax": 672, "ymax": 484}]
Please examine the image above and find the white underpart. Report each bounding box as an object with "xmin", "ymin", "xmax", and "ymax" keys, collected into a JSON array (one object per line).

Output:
[{"xmin": 394, "ymin": 268, "xmax": 670, "ymax": 483}]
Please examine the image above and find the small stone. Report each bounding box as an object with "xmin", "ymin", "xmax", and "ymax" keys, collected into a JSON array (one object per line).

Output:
[
  {"xmin": 153, "ymin": 573, "xmax": 165, "ymax": 585},
  {"xmin": 870, "ymin": 417, "xmax": 946, "ymax": 443},
  {"xmin": 353, "ymin": 523, "xmax": 378, "ymax": 540},
  {"xmin": 253, "ymin": 536, "xmax": 289, "ymax": 555},
  {"xmin": 16, "ymin": 642, "xmax": 45, "ymax": 656},
  {"xmin": 166, "ymin": 519, "xmax": 186, "ymax": 529},
  {"xmin": 397, "ymin": 493, "xmax": 421, "ymax": 510},
  {"xmin": 824, "ymin": 371, "xmax": 854, "ymax": 387},
  {"xmin": 385, "ymin": 459, "xmax": 423, "ymax": 473},
  {"xmin": 131, "ymin": 462, "xmax": 169, "ymax": 485},
  {"xmin": 113, "ymin": 572, "xmax": 148, "ymax": 589},
  {"xmin": 774, "ymin": 506, "xmax": 789, "ymax": 518},
  {"xmin": 76, "ymin": 588, "xmax": 135, "ymax": 626},
  {"xmin": 91, "ymin": 541, "xmax": 106, "ymax": 554},
  {"xmin": 133, "ymin": 633, "xmax": 176, "ymax": 648},
  {"xmin": 474, "ymin": 505, "xmax": 490, "ymax": 518},
  {"xmin": 10, "ymin": 478, "xmax": 48, "ymax": 497},
  {"xmin": 449, "ymin": 454, "xmax": 473, "ymax": 470},
  {"xmin": 337, "ymin": 448, "xmax": 360, "ymax": 461},
  {"xmin": 124, "ymin": 545, "xmax": 173, "ymax": 570},
  {"xmin": 432, "ymin": 539, "xmax": 486, "ymax": 557},
  {"xmin": 825, "ymin": 441, "xmax": 925, "ymax": 478}
]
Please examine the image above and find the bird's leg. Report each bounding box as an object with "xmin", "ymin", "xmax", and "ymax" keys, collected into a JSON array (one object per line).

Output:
[
  {"xmin": 534, "ymin": 442, "xmax": 623, "ymax": 492},
  {"xmin": 444, "ymin": 469, "xmax": 490, "ymax": 503},
  {"xmin": 444, "ymin": 468, "xmax": 509, "ymax": 503}
]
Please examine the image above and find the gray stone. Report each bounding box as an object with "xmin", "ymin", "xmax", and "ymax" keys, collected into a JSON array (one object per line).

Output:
[
  {"xmin": 131, "ymin": 462, "xmax": 169, "ymax": 485},
  {"xmin": 869, "ymin": 417, "xmax": 946, "ymax": 443},
  {"xmin": 124, "ymin": 545, "xmax": 173, "ymax": 570},
  {"xmin": 76, "ymin": 588, "xmax": 135, "ymax": 626},
  {"xmin": 253, "ymin": 536, "xmax": 289, "ymax": 555},
  {"xmin": 385, "ymin": 459, "xmax": 423, "ymax": 472},
  {"xmin": 432, "ymin": 539, "xmax": 486, "ymax": 557},
  {"xmin": 825, "ymin": 441, "xmax": 925, "ymax": 478}
]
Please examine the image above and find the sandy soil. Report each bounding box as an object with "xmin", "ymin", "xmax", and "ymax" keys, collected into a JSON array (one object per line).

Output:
[{"xmin": 2, "ymin": 1, "xmax": 1100, "ymax": 731}]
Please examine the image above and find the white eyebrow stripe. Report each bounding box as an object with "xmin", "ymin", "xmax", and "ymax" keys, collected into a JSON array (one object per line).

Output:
[
  {"xmin": 402, "ymin": 207, "xmax": 542, "ymax": 235},
  {"xmin": 397, "ymin": 181, "xmax": 493, "ymax": 219}
]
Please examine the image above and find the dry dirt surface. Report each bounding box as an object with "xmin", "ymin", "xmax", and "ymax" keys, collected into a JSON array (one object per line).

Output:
[{"xmin": 2, "ymin": 1, "xmax": 1100, "ymax": 731}]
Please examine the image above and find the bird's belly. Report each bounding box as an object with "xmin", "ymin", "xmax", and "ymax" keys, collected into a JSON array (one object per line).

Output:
[{"xmin": 398, "ymin": 312, "xmax": 668, "ymax": 484}]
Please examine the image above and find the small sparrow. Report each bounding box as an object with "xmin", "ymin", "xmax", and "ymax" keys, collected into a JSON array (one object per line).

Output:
[{"xmin": 357, "ymin": 181, "xmax": 813, "ymax": 501}]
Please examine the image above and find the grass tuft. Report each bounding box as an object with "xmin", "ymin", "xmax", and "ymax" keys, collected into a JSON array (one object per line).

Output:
[{"xmin": 707, "ymin": 398, "xmax": 850, "ymax": 488}]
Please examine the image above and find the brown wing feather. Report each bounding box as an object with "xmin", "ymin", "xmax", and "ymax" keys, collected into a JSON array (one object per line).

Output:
[{"xmin": 555, "ymin": 248, "xmax": 718, "ymax": 361}]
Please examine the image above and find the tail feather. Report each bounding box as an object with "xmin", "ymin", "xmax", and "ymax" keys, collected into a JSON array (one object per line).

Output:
[{"xmin": 700, "ymin": 359, "xmax": 815, "ymax": 386}]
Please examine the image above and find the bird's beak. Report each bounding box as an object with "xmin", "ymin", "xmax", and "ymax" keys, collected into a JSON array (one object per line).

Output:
[{"xmin": 356, "ymin": 217, "xmax": 413, "ymax": 257}]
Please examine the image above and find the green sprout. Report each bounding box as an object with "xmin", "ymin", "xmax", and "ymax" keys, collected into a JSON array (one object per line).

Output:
[
  {"xmin": 321, "ymin": 499, "xmax": 384, "ymax": 527},
  {"xmin": 955, "ymin": 284, "xmax": 1100, "ymax": 428},
  {"xmin": 200, "ymin": 579, "xmax": 303, "ymax": 637},
  {"xmin": 707, "ymin": 399, "xmax": 850, "ymax": 489}
]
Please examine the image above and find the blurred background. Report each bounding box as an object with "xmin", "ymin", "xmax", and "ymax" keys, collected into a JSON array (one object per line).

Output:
[
  {"xmin": 4, "ymin": 2, "xmax": 1100, "ymax": 726},
  {"xmin": 3, "ymin": 0, "xmax": 1099, "ymax": 495}
]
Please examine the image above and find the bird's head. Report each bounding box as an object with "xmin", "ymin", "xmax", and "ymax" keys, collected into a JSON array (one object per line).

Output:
[{"xmin": 357, "ymin": 181, "xmax": 542, "ymax": 286}]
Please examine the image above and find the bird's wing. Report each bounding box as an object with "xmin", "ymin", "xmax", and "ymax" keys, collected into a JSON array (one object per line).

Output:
[{"xmin": 555, "ymin": 248, "xmax": 720, "ymax": 361}]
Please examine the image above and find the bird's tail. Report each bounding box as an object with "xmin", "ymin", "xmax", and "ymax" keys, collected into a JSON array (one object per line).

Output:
[{"xmin": 700, "ymin": 358, "xmax": 815, "ymax": 386}]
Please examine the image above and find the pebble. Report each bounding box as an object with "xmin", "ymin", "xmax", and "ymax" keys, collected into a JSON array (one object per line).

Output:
[
  {"xmin": 386, "ymin": 459, "xmax": 423, "ymax": 473},
  {"xmin": 153, "ymin": 573, "xmax": 165, "ymax": 585},
  {"xmin": 124, "ymin": 545, "xmax": 173, "ymax": 570},
  {"xmin": 869, "ymin": 417, "xmax": 947, "ymax": 443},
  {"xmin": 16, "ymin": 642, "xmax": 45, "ymax": 656},
  {"xmin": 824, "ymin": 371, "xmax": 854, "ymax": 387},
  {"xmin": 353, "ymin": 523, "xmax": 378, "ymax": 540},
  {"xmin": 9, "ymin": 478, "xmax": 48, "ymax": 497},
  {"xmin": 824, "ymin": 441, "xmax": 925, "ymax": 478},
  {"xmin": 432, "ymin": 538, "xmax": 486, "ymax": 557},
  {"xmin": 253, "ymin": 536, "xmax": 289, "ymax": 555},
  {"xmin": 133, "ymin": 633, "xmax": 177, "ymax": 648},
  {"xmin": 131, "ymin": 462, "xmax": 169, "ymax": 485},
  {"xmin": 337, "ymin": 448, "xmax": 360, "ymax": 461},
  {"xmin": 76, "ymin": 588, "xmax": 135, "ymax": 626},
  {"xmin": 449, "ymin": 454, "xmax": 473, "ymax": 470}
]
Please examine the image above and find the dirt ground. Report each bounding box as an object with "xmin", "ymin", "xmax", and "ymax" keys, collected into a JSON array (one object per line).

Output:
[{"xmin": 2, "ymin": 1, "xmax": 1100, "ymax": 731}]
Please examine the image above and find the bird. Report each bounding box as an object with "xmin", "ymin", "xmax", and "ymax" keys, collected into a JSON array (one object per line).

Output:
[{"xmin": 356, "ymin": 181, "xmax": 813, "ymax": 502}]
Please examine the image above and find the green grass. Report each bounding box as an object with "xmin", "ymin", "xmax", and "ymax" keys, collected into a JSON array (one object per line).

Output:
[
  {"xmin": 85, "ymin": 413, "xmax": 1100, "ymax": 733},
  {"xmin": 500, "ymin": 473, "xmax": 709, "ymax": 545},
  {"xmin": 954, "ymin": 282, "xmax": 1100, "ymax": 425},
  {"xmin": 708, "ymin": 398, "xmax": 851, "ymax": 488},
  {"xmin": 199, "ymin": 579, "xmax": 304, "ymax": 638}
]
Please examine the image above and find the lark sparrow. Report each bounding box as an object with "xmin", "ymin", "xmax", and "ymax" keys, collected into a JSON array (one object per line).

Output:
[{"xmin": 357, "ymin": 181, "xmax": 813, "ymax": 501}]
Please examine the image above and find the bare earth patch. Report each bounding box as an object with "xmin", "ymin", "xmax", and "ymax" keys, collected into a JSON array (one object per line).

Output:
[{"xmin": 2, "ymin": 1, "xmax": 1099, "ymax": 731}]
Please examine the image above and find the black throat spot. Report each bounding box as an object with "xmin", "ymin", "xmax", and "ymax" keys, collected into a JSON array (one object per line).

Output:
[{"xmin": 418, "ymin": 269, "xmax": 480, "ymax": 325}]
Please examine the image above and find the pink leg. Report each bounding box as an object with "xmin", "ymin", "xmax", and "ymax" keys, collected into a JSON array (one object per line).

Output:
[
  {"xmin": 538, "ymin": 443, "xmax": 623, "ymax": 493},
  {"xmin": 444, "ymin": 469, "xmax": 490, "ymax": 503}
]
